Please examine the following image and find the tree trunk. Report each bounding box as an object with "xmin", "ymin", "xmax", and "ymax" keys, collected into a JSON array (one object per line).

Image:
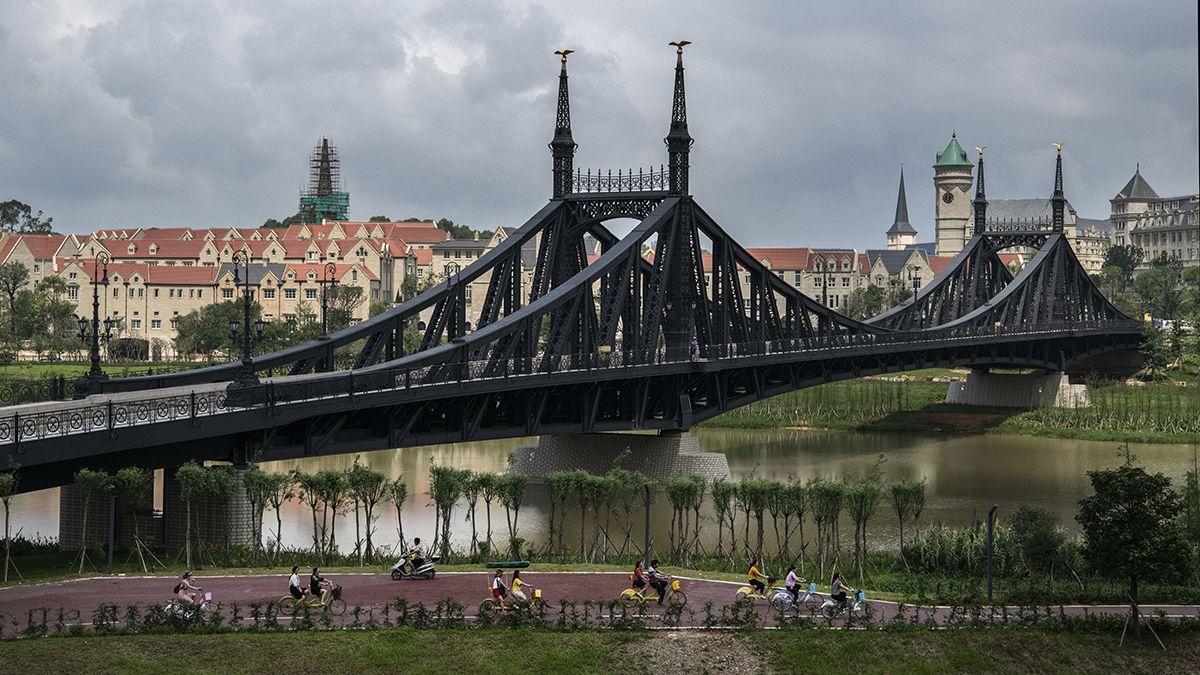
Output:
[
  {"xmin": 1130, "ymin": 575, "xmax": 1141, "ymax": 640},
  {"xmin": 484, "ymin": 500, "xmax": 494, "ymax": 554},
  {"xmin": 3, "ymin": 501, "xmax": 10, "ymax": 583},
  {"xmin": 184, "ymin": 500, "xmax": 192, "ymax": 570}
]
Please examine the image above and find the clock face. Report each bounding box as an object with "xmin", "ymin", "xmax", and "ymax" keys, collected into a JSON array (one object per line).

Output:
[{"xmin": 942, "ymin": 191, "xmax": 955, "ymax": 204}]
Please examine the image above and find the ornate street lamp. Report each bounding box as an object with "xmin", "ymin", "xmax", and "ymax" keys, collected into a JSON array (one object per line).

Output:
[
  {"xmin": 229, "ymin": 251, "xmax": 266, "ymax": 387},
  {"xmin": 907, "ymin": 264, "xmax": 921, "ymax": 303},
  {"xmin": 74, "ymin": 252, "xmax": 112, "ymax": 397},
  {"xmin": 320, "ymin": 262, "xmax": 337, "ymax": 335}
]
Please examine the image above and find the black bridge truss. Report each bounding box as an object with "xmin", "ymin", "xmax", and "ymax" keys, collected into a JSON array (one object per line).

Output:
[{"xmin": 1, "ymin": 49, "xmax": 1142, "ymax": 492}]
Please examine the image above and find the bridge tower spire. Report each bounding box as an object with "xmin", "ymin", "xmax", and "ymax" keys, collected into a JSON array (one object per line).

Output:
[
  {"xmin": 1051, "ymin": 143, "xmax": 1065, "ymax": 232},
  {"xmin": 550, "ymin": 50, "xmax": 577, "ymax": 199},
  {"xmin": 665, "ymin": 41, "xmax": 693, "ymax": 195},
  {"xmin": 972, "ymin": 147, "xmax": 988, "ymax": 235}
]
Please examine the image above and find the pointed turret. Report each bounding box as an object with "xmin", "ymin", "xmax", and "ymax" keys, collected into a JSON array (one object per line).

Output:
[
  {"xmin": 1115, "ymin": 164, "xmax": 1159, "ymax": 201},
  {"xmin": 549, "ymin": 50, "xmax": 578, "ymax": 198},
  {"xmin": 1051, "ymin": 144, "xmax": 1065, "ymax": 232},
  {"xmin": 972, "ymin": 148, "xmax": 988, "ymax": 235},
  {"xmin": 664, "ymin": 41, "xmax": 694, "ymax": 195},
  {"xmin": 885, "ymin": 168, "xmax": 917, "ymax": 250}
]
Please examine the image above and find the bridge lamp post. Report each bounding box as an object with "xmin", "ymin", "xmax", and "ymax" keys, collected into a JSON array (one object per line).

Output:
[
  {"xmin": 230, "ymin": 252, "xmax": 265, "ymax": 387},
  {"xmin": 907, "ymin": 265, "xmax": 921, "ymax": 303},
  {"xmin": 76, "ymin": 252, "xmax": 113, "ymax": 393},
  {"xmin": 320, "ymin": 262, "xmax": 338, "ymax": 335}
]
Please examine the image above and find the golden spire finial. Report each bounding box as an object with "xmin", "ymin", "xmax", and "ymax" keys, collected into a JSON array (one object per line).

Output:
[
  {"xmin": 669, "ymin": 40, "xmax": 691, "ymax": 54},
  {"xmin": 975, "ymin": 146, "xmax": 987, "ymax": 156},
  {"xmin": 554, "ymin": 49, "xmax": 574, "ymax": 64},
  {"xmin": 1052, "ymin": 142, "xmax": 1064, "ymax": 153}
]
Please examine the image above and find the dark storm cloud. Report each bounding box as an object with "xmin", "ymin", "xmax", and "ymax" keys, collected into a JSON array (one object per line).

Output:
[{"xmin": 0, "ymin": 0, "xmax": 1195, "ymax": 248}]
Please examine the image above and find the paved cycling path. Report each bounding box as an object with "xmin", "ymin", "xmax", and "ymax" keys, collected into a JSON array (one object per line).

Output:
[{"xmin": 1, "ymin": 572, "xmax": 1195, "ymax": 626}]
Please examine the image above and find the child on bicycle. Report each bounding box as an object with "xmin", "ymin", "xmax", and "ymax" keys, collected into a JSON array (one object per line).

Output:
[
  {"xmin": 510, "ymin": 570, "xmax": 530, "ymax": 601},
  {"xmin": 175, "ymin": 570, "xmax": 203, "ymax": 605},
  {"xmin": 784, "ymin": 564, "xmax": 804, "ymax": 604},
  {"xmin": 288, "ymin": 566, "xmax": 304, "ymax": 601},
  {"xmin": 491, "ymin": 569, "xmax": 508, "ymax": 607},
  {"xmin": 631, "ymin": 560, "xmax": 647, "ymax": 590},
  {"xmin": 311, "ymin": 567, "xmax": 333, "ymax": 606},
  {"xmin": 830, "ymin": 571, "xmax": 853, "ymax": 606}
]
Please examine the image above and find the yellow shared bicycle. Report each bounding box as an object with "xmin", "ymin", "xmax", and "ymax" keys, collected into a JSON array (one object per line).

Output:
[{"xmin": 619, "ymin": 578, "xmax": 687, "ymax": 608}]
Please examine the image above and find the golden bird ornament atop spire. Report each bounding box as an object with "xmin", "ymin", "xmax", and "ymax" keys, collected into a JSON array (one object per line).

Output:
[
  {"xmin": 554, "ymin": 49, "xmax": 574, "ymax": 63},
  {"xmin": 669, "ymin": 40, "xmax": 691, "ymax": 54},
  {"xmin": 975, "ymin": 146, "xmax": 987, "ymax": 156}
]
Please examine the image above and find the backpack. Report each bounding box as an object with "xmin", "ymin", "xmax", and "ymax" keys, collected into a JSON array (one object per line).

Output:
[{"xmin": 173, "ymin": 583, "xmax": 182, "ymax": 593}]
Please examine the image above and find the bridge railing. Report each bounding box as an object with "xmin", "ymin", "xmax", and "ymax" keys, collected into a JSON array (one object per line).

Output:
[
  {"xmin": 0, "ymin": 320, "xmax": 1142, "ymax": 447},
  {"xmin": 984, "ymin": 218, "xmax": 1054, "ymax": 233},
  {"xmin": 572, "ymin": 167, "xmax": 669, "ymax": 194}
]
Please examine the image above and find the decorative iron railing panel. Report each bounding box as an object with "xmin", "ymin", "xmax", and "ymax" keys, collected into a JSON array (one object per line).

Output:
[{"xmin": 572, "ymin": 167, "xmax": 669, "ymax": 194}]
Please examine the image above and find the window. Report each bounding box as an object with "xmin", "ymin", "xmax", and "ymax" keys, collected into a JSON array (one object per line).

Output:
[
  {"xmin": 113, "ymin": 288, "xmax": 119, "ymax": 298},
  {"xmin": 151, "ymin": 320, "xmax": 161, "ymax": 329},
  {"xmin": 223, "ymin": 288, "xmax": 234, "ymax": 299},
  {"xmin": 263, "ymin": 288, "xmax": 276, "ymax": 299},
  {"xmin": 68, "ymin": 285, "xmax": 79, "ymax": 300},
  {"xmin": 33, "ymin": 264, "xmax": 41, "ymax": 274},
  {"xmin": 131, "ymin": 319, "xmax": 141, "ymax": 329},
  {"xmin": 153, "ymin": 289, "xmax": 159, "ymax": 298},
  {"xmin": 351, "ymin": 269, "xmax": 358, "ymax": 281},
  {"xmin": 842, "ymin": 277, "xmax": 850, "ymax": 288},
  {"xmin": 285, "ymin": 288, "xmax": 297, "ymax": 300},
  {"xmin": 69, "ymin": 272, "xmax": 77, "ymax": 279},
  {"xmin": 305, "ymin": 288, "xmax": 318, "ymax": 300},
  {"xmin": 137, "ymin": 288, "xmax": 144, "ymax": 298},
  {"xmin": 189, "ymin": 289, "xmax": 194, "ymax": 299}
]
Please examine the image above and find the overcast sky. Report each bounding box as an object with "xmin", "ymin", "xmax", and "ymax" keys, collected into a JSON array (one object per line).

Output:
[{"xmin": 1, "ymin": 1, "xmax": 1196, "ymax": 248}]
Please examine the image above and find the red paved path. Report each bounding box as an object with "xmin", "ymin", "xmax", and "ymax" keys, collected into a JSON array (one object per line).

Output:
[{"xmin": 1, "ymin": 573, "xmax": 1195, "ymax": 627}]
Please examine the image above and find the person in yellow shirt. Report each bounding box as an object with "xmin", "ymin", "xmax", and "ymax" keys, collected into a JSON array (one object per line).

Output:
[
  {"xmin": 747, "ymin": 559, "xmax": 766, "ymax": 596},
  {"xmin": 510, "ymin": 570, "xmax": 530, "ymax": 601}
]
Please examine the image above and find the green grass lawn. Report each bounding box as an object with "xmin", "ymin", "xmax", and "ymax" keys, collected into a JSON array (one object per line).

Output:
[{"xmin": 0, "ymin": 627, "xmax": 1194, "ymax": 675}]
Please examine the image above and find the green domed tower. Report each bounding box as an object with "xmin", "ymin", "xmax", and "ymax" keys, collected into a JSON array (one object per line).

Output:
[{"xmin": 933, "ymin": 133, "xmax": 974, "ymax": 256}]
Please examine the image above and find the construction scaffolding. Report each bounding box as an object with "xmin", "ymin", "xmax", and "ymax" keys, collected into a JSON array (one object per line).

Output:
[{"xmin": 298, "ymin": 137, "xmax": 350, "ymax": 223}]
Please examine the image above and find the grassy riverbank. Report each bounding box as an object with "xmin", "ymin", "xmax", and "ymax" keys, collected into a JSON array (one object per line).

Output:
[
  {"xmin": 0, "ymin": 627, "xmax": 1195, "ymax": 674},
  {"xmin": 703, "ymin": 374, "xmax": 1200, "ymax": 444}
]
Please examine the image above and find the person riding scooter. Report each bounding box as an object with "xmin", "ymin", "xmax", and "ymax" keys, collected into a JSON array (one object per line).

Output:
[{"xmin": 402, "ymin": 538, "xmax": 425, "ymax": 575}]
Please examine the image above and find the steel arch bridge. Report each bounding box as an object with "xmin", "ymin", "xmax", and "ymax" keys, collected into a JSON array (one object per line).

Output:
[{"xmin": 1, "ymin": 48, "xmax": 1141, "ymax": 492}]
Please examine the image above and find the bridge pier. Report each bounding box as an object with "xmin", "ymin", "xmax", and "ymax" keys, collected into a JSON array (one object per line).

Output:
[
  {"xmin": 508, "ymin": 431, "xmax": 731, "ymax": 482},
  {"xmin": 58, "ymin": 480, "xmax": 156, "ymax": 553},
  {"xmin": 946, "ymin": 369, "xmax": 1089, "ymax": 409},
  {"xmin": 161, "ymin": 465, "xmax": 256, "ymax": 552}
]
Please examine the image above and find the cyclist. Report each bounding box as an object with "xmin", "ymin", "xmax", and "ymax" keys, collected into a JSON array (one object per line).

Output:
[
  {"xmin": 646, "ymin": 559, "xmax": 669, "ymax": 605},
  {"xmin": 175, "ymin": 570, "xmax": 203, "ymax": 605},
  {"xmin": 747, "ymin": 559, "xmax": 766, "ymax": 596},
  {"xmin": 631, "ymin": 560, "xmax": 647, "ymax": 590},
  {"xmin": 511, "ymin": 570, "xmax": 530, "ymax": 602},
  {"xmin": 491, "ymin": 569, "xmax": 508, "ymax": 608},
  {"xmin": 311, "ymin": 566, "xmax": 333, "ymax": 606},
  {"xmin": 288, "ymin": 566, "xmax": 304, "ymax": 602},
  {"xmin": 830, "ymin": 571, "xmax": 853, "ymax": 608},
  {"xmin": 784, "ymin": 563, "xmax": 803, "ymax": 604}
]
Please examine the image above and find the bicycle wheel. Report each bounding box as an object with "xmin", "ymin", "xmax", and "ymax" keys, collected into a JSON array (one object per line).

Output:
[
  {"xmin": 734, "ymin": 587, "xmax": 752, "ymax": 601},
  {"xmin": 768, "ymin": 595, "xmax": 791, "ymax": 613},
  {"xmin": 805, "ymin": 593, "xmax": 824, "ymax": 612},
  {"xmin": 479, "ymin": 599, "xmax": 499, "ymax": 615},
  {"xmin": 327, "ymin": 599, "xmax": 346, "ymax": 616},
  {"xmin": 820, "ymin": 604, "xmax": 837, "ymax": 620},
  {"xmin": 856, "ymin": 601, "xmax": 872, "ymax": 619},
  {"xmin": 277, "ymin": 596, "xmax": 297, "ymax": 616},
  {"xmin": 618, "ymin": 589, "xmax": 640, "ymax": 608},
  {"xmin": 669, "ymin": 591, "xmax": 687, "ymax": 608},
  {"xmin": 532, "ymin": 597, "xmax": 547, "ymax": 611}
]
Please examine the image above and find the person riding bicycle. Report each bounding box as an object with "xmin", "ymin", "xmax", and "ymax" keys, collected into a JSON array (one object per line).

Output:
[
  {"xmin": 288, "ymin": 566, "xmax": 304, "ymax": 601},
  {"xmin": 646, "ymin": 559, "xmax": 670, "ymax": 605},
  {"xmin": 311, "ymin": 566, "xmax": 333, "ymax": 606},
  {"xmin": 175, "ymin": 570, "xmax": 203, "ymax": 605},
  {"xmin": 510, "ymin": 570, "xmax": 531, "ymax": 602},
  {"xmin": 491, "ymin": 569, "xmax": 508, "ymax": 608},
  {"xmin": 403, "ymin": 537, "xmax": 425, "ymax": 575},
  {"xmin": 830, "ymin": 571, "xmax": 853, "ymax": 607},
  {"xmin": 747, "ymin": 559, "xmax": 766, "ymax": 596},
  {"xmin": 784, "ymin": 563, "xmax": 804, "ymax": 604},
  {"xmin": 631, "ymin": 560, "xmax": 647, "ymax": 590}
]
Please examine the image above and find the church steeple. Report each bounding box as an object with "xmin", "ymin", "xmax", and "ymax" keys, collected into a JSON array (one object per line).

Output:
[
  {"xmin": 664, "ymin": 41, "xmax": 693, "ymax": 195},
  {"xmin": 886, "ymin": 168, "xmax": 917, "ymax": 250},
  {"xmin": 972, "ymin": 147, "xmax": 988, "ymax": 235},
  {"xmin": 549, "ymin": 50, "xmax": 577, "ymax": 199},
  {"xmin": 1051, "ymin": 143, "xmax": 1065, "ymax": 232}
]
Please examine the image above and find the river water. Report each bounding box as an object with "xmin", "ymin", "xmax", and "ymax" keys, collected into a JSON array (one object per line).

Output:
[{"xmin": 8, "ymin": 430, "xmax": 1197, "ymax": 555}]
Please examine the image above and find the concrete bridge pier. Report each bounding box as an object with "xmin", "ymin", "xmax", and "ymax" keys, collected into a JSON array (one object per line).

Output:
[
  {"xmin": 508, "ymin": 431, "xmax": 731, "ymax": 482},
  {"xmin": 945, "ymin": 368, "xmax": 1089, "ymax": 409}
]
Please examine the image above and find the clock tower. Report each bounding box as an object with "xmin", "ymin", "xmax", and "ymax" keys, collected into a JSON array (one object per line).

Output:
[{"xmin": 933, "ymin": 133, "xmax": 974, "ymax": 256}]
